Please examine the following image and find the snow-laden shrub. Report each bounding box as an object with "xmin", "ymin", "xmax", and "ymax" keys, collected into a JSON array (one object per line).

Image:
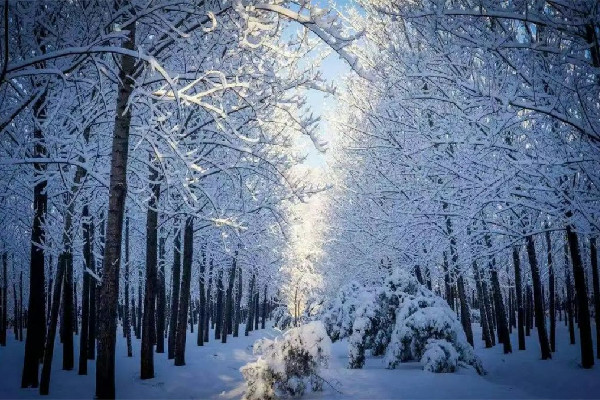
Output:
[
  {"xmin": 421, "ymin": 339, "xmax": 459, "ymax": 373},
  {"xmin": 241, "ymin": 321, "xmax": 331, "ymax": 400},
  {"xmin": 344, "ymin": 268, "xmax": 484, "ymax": 375},
  {"xmin": 271, "ymin": 305, "xmax": 293, "ymax": 330},
  {"xmin": 321, "ymin": 281, "xmax": 375, "ymax": 342},
  {"xmin": 383, "ymin": 284, "xmax": 484, "ymax": 375}
]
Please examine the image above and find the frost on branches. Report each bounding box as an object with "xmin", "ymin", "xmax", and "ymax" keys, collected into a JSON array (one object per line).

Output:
[
  {"xmin": 328, "ymin": 269, "xmax": 484, "ymax": 375},
  {"xmin": 241, "ymin": 322, "xmax": 331, "ymax": 400}
]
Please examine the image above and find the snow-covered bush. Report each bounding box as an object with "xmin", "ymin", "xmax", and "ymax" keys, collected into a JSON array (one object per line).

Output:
[
  {"xmin": 343, "ymin": 268, "xmax": 484, "ymax": 375},
  {"xmin": 421, "ymin": 339, "xmax": 459, "ymax": 373},
  {"xmin": 241, "ymin": 321, "xmax": 331, "ymax": 400},
  {"xmin": 271, "ymin": 305, "xmax": 294, "ymax": 330},
  {"xmin": 321, "ymin": 281, "xmax": 375, "ymax": 342}
]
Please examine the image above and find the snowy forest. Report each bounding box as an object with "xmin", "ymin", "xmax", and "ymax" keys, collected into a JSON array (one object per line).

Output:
[{"xmin": 0, "ymin": 0, "xmax": 599, "ymax": 399}]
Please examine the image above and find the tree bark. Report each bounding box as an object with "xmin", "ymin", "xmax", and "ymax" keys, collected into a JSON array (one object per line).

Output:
[
  {"xmin": 22, "ymin": 91, "xmax": 48, "ymax": 389},
  {"xmin": 197, "ymin": 245, "xmax": 206, "ymax": 347},
  {"xmin": 590, "ymin": 237, "xmax": 600, "ymax": 359},
  {"xmin": 78, "ymin": 206, "xmax": 92, "ymax": 374},
  {"xmin": 215, "ymin": 269, "xmax": 223, "ymax": 340},
  {"xmin": 245, "ymin": 275, "xmax": 255, "ymax": 336},
  {"xmin": 39, "ymin": 254, "xmax": 66, "ymax": 395},
  {"xmin": 95, "ymin": 23, "xmax": 136, "ymax": 399},
  {"xmin": 204, "ymin": 259, "xmax": 213, "ymax": 343},
  {"xmin": 141, "ymin": 163, "xmax": 160, "ymax": 379},
  {"xmin": 156, "ymin": 236, "xmax": 166, "ymax": 354},
  {"xmin": 525, "ymin": 235, "xmax": 551, "ymax": 360},
  {"xmin": 233, "ymin": 267, "xmax": 242, "ymax": 337},
  {"xmin": 1, "ymin": 252, "xmax": 7, "ymax": 346},
  {"xmin": 168, "ymin": 226, "xmax": 181, "ymax": 359},
  {"xmin": 512, "ymin": 246, "xmax": 526, "ymax": 350},
  {"xmin": 566, "ymin": 225, "xmax": 594, "ymax": 368},
  {"xmin": 545, "ymin": 229, "xmax": 556, "ymax": 352},
  {"xmin": 174, "ymin": 217, "xmax": 193, "ymax": 366},
  {"xmin": 124, "ymin": 217, "xmax": 133, "ymax": 357}
]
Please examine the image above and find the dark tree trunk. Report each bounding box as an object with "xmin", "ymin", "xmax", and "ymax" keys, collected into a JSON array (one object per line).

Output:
[
  {"xmin": 79, "ymin": 206, "xmax": 92, "ymax": 374},
  {"xmin": 141, "ymin": 164, "xmax": 160, "ymax": 379},
  {"xmin": 39, "ymin": 254, "xmax": 66, "ymax": 395},
  {"xmin": 261, "ymin": 285, "xmax": 267, "ymax": 329},
  {"xmin": 87, "ymin": 216, "xmax": 97, "ymax": 361},
  {"xmin": 491, "ymin": 267, "xmax": 512, "ymax": 353},
  {"xmin": 473, "ymin": 261, "xmax": 492, "ymax": 347},
  {"xmin": 136, "ymin": 270, "xmax": 142, "ymax": 340},
  {"xmin": 168, "ymin": 227, "xmax": 181, "ymax": 359},
  {"xmin": 233, "ymin": 267, "xmax": 242, "ymax": 337},
  {"xmin": 254, "ymin": 291, "xmax": 260, "ymax": 330},
  {"xmin": 590, "ymin": 237, "xmax": 600, "ymax": 359},
  {"xmin": 124, "ymin": 217, "xmax": 133, "ymax": 357},
  {"xmin": 189, "ymin": 300, "xmax": 193, "ymax": 334},
  {"xmin": 525, "ymin": 235, "xmax": 551, "ymax": 360},
  {"xmin": 566, "ymin": 225, "xmax": 594, "ymax": 368},
  {"xmin": 525, "ymin": 284, "xmax": 532, "ymax": 337},
  {"xmin": 1, "ymin": 252, "xmax": 7, "ymax": 346},
  {"xmin": 174, "ymin": 218, "xmax": 193, "ymax": 366},
  {"xmin": 513, "ymin": 246, "xmax": 526, "ymax": 350},
  {"xmin": 62, "ymin": 249, "xmax": 74, "ymax": 371},
  {"xmin": 215, "ymin": 270, "xmax": 223, "ymax": 340},
  {"xmin": 13, "ymin": 281, "xmax": 18, "ymax": 340},
  {"xmin": 197, "ymin": 246, "xmax": 206, "ymax": 347},
  {"xmin": 95, "ymin": 24, "xmax": 136, "ymax": 399},
  {"xmin": 222, "ymin": 260, "xmax": 236, "ymax": 343},
  {"xmin": 545, "ymin": 230, "xmax": 556, "ymax": 352},
  {"xmin": 245, "ymin": 275, "xmax": 255, "ymax": 336},
  {"xmin": 442, "ymin": 252, "xmax": 453, "ymax": 310},
  {"xmin": 446, "ymin": 216, "xmax": 472, "ymax": 345},
  {"xmin": 204, "ymin": 259, "xmax": 213, "ymax": 343},
  {"xmin": 22, "ymin": 91, "xmax": 48, "ymax": 388},
  {"xmin": 156, "ymin": 237, "xmax": 166, "ymax": 354}
]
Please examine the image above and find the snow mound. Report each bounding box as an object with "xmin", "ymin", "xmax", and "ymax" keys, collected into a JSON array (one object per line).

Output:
[{"xmin": 241, "ymin": 321, "xmax": 331, "ymax": 399}]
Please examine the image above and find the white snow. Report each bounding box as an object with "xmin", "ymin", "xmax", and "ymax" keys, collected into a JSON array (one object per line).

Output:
[{"xmin": 0, "ymin": 322, "xmax": 599, "ymax": 399}]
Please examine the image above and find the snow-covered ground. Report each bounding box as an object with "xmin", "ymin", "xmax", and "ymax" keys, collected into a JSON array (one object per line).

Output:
[{"xmin": 1, "ymin": 323, "xmax": 599, "ymax": 399}]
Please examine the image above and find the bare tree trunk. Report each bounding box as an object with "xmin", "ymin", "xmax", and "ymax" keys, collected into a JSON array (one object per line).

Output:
[
  {"xmin": 124, "ymin": 217, "xmax": 133, "ymax": 357},
  {"xmin": 95, "ymin": 23, "xmax": 136, "ymax": 399},
  {"xmin": 204, "ymin": 259, "xmax": 213, "ymax": 343},
  {"xmin": 545, "ymin": 230, "xmax": 556, "ymax": 352},
  {"xmin": 473, "ymin": 260, "xmax": 492, "ymax": 347},
  {"xmin": 87, "ymin": 215, "xmax": 97, "ymax": 361},
  {"xmin": 168, "ymin": 226, "xmax": 181, "ymax": 359},
  {"xmin": 141, "ymin": 163, "xmax": 160, "ymax": 379},
  {"xmin": 525, "ymin": 235, "xmax": 551, "ymax": 360},
  {"xmin": 254, "ymin": 291, "xmax": 260, "ymax": 330},
  {"xmin": 197, "ymin": 245, "xmax": 206, "ymax": 347},
  {"xmin": 215, "ymin": 270, "xmax": 223, "ymax": 340},
  {"xmin": 78, "ymin": 206, "xmax": 92, "ymax": 374},
  {"xmin": 245, "ymin": 275, "xmax": 255, "ymax": 336},
  {"xmin": 590, "ymin": 237, "xmax": 600, "ymax": 359},
  {"xmin": 174, "ymin": 217, "xmax": 193, "ymax": 366},
  {"xmin": 39, "ymin": 254, "xmax": 66, "ymax": 395},
  {"xmin": 233, "ymin": 267, "xmax": 242, "ymax": 337},
  {"xmin": 261, "ymin": 285, "xmax": 267, "ymax": 329},
  {"xmin": 22, "ymin": 91, "xmax": 48, "ymax": 389},
  {"xmin": 156, "ymin": 237, "xmax": 166, "ymax": 354},
  {"xmin": 1, "ymin": 252, "xmax": 7, "ymax": 346},
  {"xmin": 566, "ymin": 225, "xmax": 594, "ymax": 368},
  {"xmin": 513, "ymin": 246, "xmax": 525, "ymax": 350},
  {"xmin": 222, "ymin": 259, "xmax": 236, "ymax": 343},
  {"xmin": 136, "ymin": 270, "xmax": 142, "ymax": 340},
  {"xmin": 62, "ymin": 245, "xmax": 74, "ymax": 371}
]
